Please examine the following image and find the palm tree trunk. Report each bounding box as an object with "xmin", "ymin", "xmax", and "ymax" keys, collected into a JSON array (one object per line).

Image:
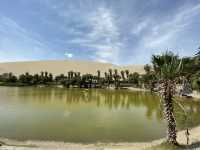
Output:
[{"xmin": 162, "ymin": 80, "xmax": 177, "ymax": 145}]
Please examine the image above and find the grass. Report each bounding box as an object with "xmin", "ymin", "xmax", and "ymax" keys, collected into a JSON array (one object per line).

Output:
[{"xmin": 0, "ymin": 82, "xmax": 28, "ymax": 86}]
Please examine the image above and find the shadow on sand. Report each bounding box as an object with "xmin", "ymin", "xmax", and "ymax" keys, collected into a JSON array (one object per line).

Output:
[{"xmin": 183, "ymin": 141, "xmax": 200, "ymax": 149}]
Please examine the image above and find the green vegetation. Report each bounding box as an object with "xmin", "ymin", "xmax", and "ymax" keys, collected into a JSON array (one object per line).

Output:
[{"xmin": 0, "ymin": 69, "xmax": 142, "ymax": 88}]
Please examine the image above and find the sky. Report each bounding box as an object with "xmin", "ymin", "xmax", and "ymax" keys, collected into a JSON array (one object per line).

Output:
[{"xmin": 0, "ymin": 0, "xmax": 200, "ymax": 65}]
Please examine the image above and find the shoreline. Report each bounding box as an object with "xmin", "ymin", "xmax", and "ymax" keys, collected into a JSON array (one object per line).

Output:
[
  {"xmin": 0, "ymin": 137, "xmax": 163, "ymax": 150},
  {"xmin": 0, "ymin": 85, "xmax": 199, "ymax": 100},
  {"xmin": 1, "ymin": 125, "xmax": 200, "ymax": 150}
]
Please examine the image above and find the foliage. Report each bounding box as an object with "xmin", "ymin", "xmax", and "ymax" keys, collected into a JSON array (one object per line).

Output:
[
  {"xmin": 152, "ymin": 51, "xmax": 182, "ymax": 80},
  {"xmin": 128, "ymin": 72, "xmax": 139, "ymax": 85}
]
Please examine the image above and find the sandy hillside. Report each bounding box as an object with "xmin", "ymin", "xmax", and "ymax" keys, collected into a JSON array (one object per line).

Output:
[{"xmin": 0, "ymin": 60, "xmax": 145, "ymax": 76}]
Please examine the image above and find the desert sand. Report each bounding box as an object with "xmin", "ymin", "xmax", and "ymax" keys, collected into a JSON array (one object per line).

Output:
[{"xmin": 0, "ymin": 60, "xmax": 145, "ymax": 76}]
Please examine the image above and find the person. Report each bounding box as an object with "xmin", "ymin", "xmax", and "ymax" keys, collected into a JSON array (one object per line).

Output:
[{"xmin": 185, "ymin": 129, "xmax": 190, "ymax": 145}]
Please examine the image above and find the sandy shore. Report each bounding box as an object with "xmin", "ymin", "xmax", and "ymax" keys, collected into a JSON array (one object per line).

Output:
[
  {"xmin": 0, "ymin": 138, "xmax": 163, "ymax": 150},
  {"xmin": 1, "ymin": 125, "xmax": 200, "ymax": 150},
  {"xmin": 127, "ymin": 87, "xmax": 150, "ymax": 92},
  {"xmin": 190, "ymin": 91, "xmax": 200, "ymax": 100},
  {"xmin": 129, "ymin": 87, "xmax": 200, "ymax": 101}
]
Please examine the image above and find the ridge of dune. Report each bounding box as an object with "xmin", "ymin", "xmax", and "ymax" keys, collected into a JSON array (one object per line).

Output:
[{"xmin": 0, "ymin": 60, "xmax": 145, "ymax": 76}]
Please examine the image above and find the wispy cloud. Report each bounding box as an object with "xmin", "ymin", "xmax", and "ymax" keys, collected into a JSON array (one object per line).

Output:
[
  {"xmin": 128, "ymin": 2, "xmax": 200, "ymax": 63},
  {"xmin": 0, "ymin": 15, "xmax": 52, "ymax": 61},
  {"xmin": 0, "ymin": 0, "xmax": 199, "ymax": 64},
  {"xmin": 142, "ymin": 3, "xmax": 200, "ymax": 48},
  {"xmin": 64, "ymin": 6, "xmax": 123, "ymax": 64}
]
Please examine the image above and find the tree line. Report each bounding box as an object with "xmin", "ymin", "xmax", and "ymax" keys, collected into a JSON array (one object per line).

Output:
[{"xmin": 0, "ymin": 69, "xmax": 142, "ymax": 88}]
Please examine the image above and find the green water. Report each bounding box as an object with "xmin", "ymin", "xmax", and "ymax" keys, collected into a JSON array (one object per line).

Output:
[{"xmin": 0, "ymin": 87, "xmax": 200, "ymax": 143}]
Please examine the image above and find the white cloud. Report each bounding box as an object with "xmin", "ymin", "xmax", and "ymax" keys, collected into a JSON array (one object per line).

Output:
[{"xmin": 64, "ymin": 51, "xmax": 73, "ymax": 58}]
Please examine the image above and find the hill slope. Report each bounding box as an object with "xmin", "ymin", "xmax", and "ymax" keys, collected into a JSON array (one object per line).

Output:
[{"xmin": 0, "ymin": 60, "xmax": 145, "ymax": 76}]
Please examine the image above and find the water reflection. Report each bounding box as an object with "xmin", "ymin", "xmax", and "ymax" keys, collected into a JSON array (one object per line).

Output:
[
  {"xmin": 17, "ymin": 87, "xmax": 162, "ymax": 119},
  {"xmin": 0, "ymin": 87, "xmax": 200, "ymax": 142},
  {"xmin": 13, "ymin": 87, "xmax": 200, "ymax": 128}
]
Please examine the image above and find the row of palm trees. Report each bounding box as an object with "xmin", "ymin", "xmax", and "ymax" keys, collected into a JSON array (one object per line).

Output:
[
  {"xmin": 54, "ymin": 69, "xmax": 140, "ymax": 88},
  {"xmin": 0, "ymin": 69, "xmax": 141, "ymax": 88}
]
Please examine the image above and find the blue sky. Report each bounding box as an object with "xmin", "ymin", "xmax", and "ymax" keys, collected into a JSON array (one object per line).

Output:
[{"xmin": 0, "ymin": 0, "xmax": 200, "ymax": 64}]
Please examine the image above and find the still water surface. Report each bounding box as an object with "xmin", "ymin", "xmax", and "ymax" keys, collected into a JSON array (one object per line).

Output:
[{"xmin": 0, "ymin": 87, "xmax": 200, "ymax": 143}]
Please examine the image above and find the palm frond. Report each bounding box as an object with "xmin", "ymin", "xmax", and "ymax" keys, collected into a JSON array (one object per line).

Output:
[{"xmin": 152, "ymin": 51, "xmax": 182, "ymax": 80}]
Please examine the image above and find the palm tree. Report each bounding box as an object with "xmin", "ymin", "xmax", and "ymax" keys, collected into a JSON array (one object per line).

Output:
[
  {"xmin": 49, "ymin": 73, "xmax": 53, "ymax": 82},
  {"xmin": 144, "ymin": 64, "xmax": 151, "ymax": 74},
  {"xmin": 113, "ymin": 69, "xmax": 121, "ymax": 89},
  {"xmin": 97, "ymin": 70, "xmax": 101, "ymax": 79},
  {"xmin": 125, "ymin": 70, "xmax": 129, "ymax": 81},
  {"xmin": 104, "ymin": 72, "xmax": 109, "ymax": 87},
  {"xmin": 152, "ymin": 51, "xmax": 182, "ymax": 145},
  {"xmin": 129, "ymin": 72, "xmax": 140, "ymax": 86},
  {"xmin": 33, "ymin": 74, "xmax": 40, "ymax": 84},
  {"xmin": 121, "ymin": 70, "xmax": 125, "ymax": 81},
  {"xmin": 108, "ymin": 69, "xmax": 113, "ymax": 79},
  {"xmin": 108, "ymin": 69, "xmax": 113, "ymax": 86}
]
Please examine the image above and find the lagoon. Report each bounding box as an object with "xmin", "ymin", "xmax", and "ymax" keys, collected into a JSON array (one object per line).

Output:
[{"xmin": 0, "ymin": 87, "xmax": 200, "ymax": 143}]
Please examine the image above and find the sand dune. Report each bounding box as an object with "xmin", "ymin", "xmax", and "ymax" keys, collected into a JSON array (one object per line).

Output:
[{"xmin": 0, "ymin": 60, "xmax": 145, "ymax": 76}]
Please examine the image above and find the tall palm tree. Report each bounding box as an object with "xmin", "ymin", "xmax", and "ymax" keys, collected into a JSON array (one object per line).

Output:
[
  {"xmin": 104, "ymin": 72, "xmax": 109, "ymax": 87},
  {"xmin": 152, "ymin": 51, "xmax": 182, "ymax": 145},
  {"xmin": 108, "ymin": 69, "xmax": 113, "ymax": 86},
  {"xmin": 97, "ymin": 70, "xmax": 101, "ymax": 79},
  {"xmin": 49, "ymin": 73, "xmax": 53, "ymax": 82},
  {"xmin": 113, "ymin": 69, "xmax": 120, "ymax": 89},
  {"xmin": 121, "ymin": 70, "xmax": 125, "ymax": 81},
  {"xmin": 125, "ymin": 70, "xmax": 129, "ymax": 81},
  {"xmin": 144, "ymin": 64, "xmax": 151, "ymax": 74},
  {"xmin": 108, "ymin": 69, "xmax": 113, "ymax": 79}
]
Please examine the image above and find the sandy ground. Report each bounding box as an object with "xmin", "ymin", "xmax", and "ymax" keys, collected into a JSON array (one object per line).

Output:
[
  {"xmin": 190, "ymin": 91, "xmax": 200, "ymax": 100},
  {"xmin": 1, "ymin": 125, "xmax": 200, "ymax": 150},
  {"xmin": 127, "ymin": 87, "xmax": 150, "ymax": 92},
  {"xmin": 0, "ymin": 60, "xmax": 145, "ymax": 76}
]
